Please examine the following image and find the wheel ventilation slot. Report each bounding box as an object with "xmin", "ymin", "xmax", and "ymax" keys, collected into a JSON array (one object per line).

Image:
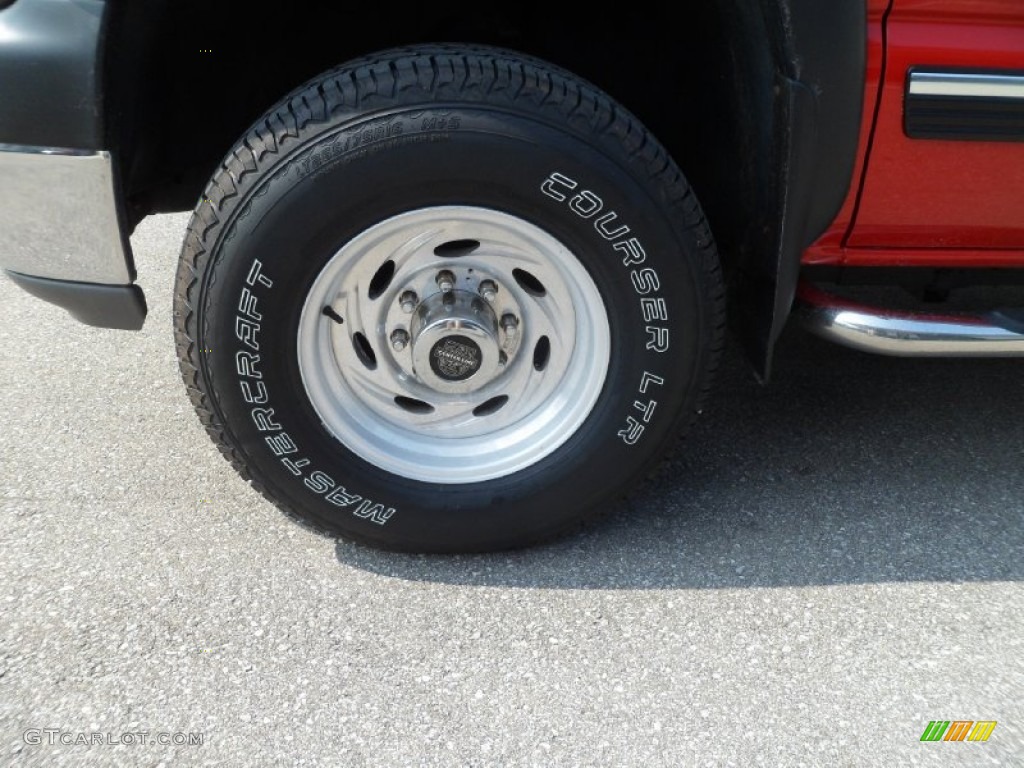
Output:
[
  {"xmin": 367, "ymin": 260, "xmax": 396, "ymax": 300},
  {"xmin": 352, "ymin": 332, "xmax": 377, "ymax": 370},
  {"xmin": 394, "ymin": 396, "xmax": 434, "ymax": 414},
  {"xmin": 513, "ymin": 268, "xmax": 546, "ymax": 297},
  {"xmin": 433, "ymin": 239, "xmax": 480, "ymax": 258},
  {"xmin": 472, "ymin": 395, "xmax": 509, "ymax": 417},
  {"xmin": 533, "ymin": 335, "xmax": 550, "ymax": 371}
]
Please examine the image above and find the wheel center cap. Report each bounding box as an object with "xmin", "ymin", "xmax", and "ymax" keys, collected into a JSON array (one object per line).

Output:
[
  {"xmin": 430, "ymin": 335, "xmax": 483, "ymax": 381},
  {"xmin": 410, "ymin": 290, "xmax": 502, "ymax": 394}
]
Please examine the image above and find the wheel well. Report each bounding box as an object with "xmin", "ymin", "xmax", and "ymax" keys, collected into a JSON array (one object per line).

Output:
[{"xmin": 104, "ymin": 3, "xmax": 777, "ymax": 252}]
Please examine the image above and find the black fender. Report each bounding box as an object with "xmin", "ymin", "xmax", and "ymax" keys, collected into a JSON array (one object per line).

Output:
[{"xmin": 739, "ymin": 0, "xmax": 866, "ymax": 378}]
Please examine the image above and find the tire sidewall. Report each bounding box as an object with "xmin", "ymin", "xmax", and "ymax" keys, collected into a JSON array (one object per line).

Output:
[{"xmin": 201, "ymin": 106, "xmax": 707, "ymax": 550}]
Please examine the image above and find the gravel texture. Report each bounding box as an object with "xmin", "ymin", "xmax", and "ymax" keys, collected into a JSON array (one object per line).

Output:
[{"xmin": 0, "ymin": 213, "xmax": 1021, "ymax": 766}]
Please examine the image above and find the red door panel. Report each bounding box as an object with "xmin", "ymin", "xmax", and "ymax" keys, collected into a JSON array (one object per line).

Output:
[{"xmin": 847, "ymin": 0, "xmax": 1024, "ymax": 254}]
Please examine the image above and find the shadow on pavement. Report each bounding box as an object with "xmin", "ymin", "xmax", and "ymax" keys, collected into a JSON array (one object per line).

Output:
[{"xmin": 335, "ymin": 325, "xmax": 1024, "ymax": 589}]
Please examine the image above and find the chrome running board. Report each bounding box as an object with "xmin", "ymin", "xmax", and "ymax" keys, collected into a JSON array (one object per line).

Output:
[{"xmin": 795, "ymin": 283, "xmax": 1024, "ymax": 357}]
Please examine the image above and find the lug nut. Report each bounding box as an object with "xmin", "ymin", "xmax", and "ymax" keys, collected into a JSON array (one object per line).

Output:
[
  {"xmin": 478, "ymin": 280, "xmax": 498, "ymax": 302},
  {"xmin": 436, "ymin": 270, "xmax": 456, "ymax": 293},
  {"xmin": 501, "ymin": 313, "xmax": 519, "ymax": 339},
  {"xmin": 399, "ymin": 290, "xmax": 418, "ymax": 313},
  {"xmin": 390, "ymin": 328, "xmax": 410, "ymax": 352}
]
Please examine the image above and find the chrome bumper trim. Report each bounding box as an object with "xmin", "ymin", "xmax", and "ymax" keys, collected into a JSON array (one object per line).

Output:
[
  {"xmin": 0, "ymin": 145, "xmax": 133, "ymax": 284},
  {"xmin": 796, "ymin": 284, "xmax": 1024, "ymax": 357}
]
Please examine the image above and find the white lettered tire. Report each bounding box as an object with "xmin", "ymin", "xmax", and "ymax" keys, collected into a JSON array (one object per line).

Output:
[{"xmin": 173, "ymin": 46, "xmax": 724, "ymax": 552}]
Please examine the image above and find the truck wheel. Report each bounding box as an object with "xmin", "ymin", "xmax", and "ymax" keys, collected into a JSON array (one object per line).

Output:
[{"xmin": 173, "ymin": 46, "xmax": 724, "ymax": 552}]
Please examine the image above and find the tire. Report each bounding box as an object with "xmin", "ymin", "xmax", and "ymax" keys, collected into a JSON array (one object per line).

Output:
[{"xmin": 173, "ymin": 46, "xmax": 724, "ymax": 552}]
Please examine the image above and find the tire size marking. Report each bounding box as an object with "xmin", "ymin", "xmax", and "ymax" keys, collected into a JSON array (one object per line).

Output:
[
  {"xmin": 540, "ymin": 172, "xmax": 670, "ymax": 354},
  {"xmin": 617, "ymin": 371, "xmax": 664, "ymax": 446},
  {"xmin": 232, "ymin": 259, "xmax": 396, "ymax": 525},
  {"xmin": 300, "ymin": 112, "xmax": 458, "ymax": 179},
  {"xmin": 301, "ymin": 118, "xmax": 405, "ymax": 176}
]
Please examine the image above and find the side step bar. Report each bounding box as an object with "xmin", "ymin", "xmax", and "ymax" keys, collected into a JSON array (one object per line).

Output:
[{"xmin": 795, "ymin": 283, "xmax": 1024, "ymax": 357}]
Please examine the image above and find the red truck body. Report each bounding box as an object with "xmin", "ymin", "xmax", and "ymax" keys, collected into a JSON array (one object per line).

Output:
[{"xmin": 807, "ymin": 0, "xmax": 1024, "ymax": 269}]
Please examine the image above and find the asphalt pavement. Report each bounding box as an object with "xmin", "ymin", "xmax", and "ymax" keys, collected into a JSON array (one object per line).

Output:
[{"xmin": 1, "ymin": 213, "xmax": 1021, "ymax": 767}]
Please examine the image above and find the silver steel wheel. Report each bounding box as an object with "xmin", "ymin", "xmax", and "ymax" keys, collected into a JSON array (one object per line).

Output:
[{"xmin": 296, "ymin": 206, "xmax": 611, "ymax": 483}]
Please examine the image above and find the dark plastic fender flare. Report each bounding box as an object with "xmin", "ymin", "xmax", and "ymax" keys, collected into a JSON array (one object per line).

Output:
[{"xmin": 739, "ymin": 0, "xmax": 866, "ymax": 379}]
